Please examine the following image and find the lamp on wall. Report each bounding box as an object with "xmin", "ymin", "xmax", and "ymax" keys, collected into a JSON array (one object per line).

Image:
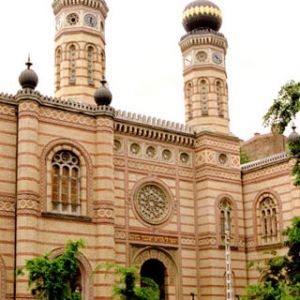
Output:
[{"xmin": 190, "ymin": 292, "xmax": 195, "ymax": 300}]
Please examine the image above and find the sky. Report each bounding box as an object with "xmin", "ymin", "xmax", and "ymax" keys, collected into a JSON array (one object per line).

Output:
[{"xmin": 0, "ymin": 0, "xmax": 300, "ymax": 141}]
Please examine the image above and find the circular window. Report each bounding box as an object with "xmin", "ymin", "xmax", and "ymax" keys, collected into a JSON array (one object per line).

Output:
[
  {"xmin": 162, "ymin": 149, "xmax": 172, "ymax": 161},
  {"xmin": 196, "ymin": 51, "xmax": 207, "ymax": 62},
  {"xmin": 146, "ymin": 146, "xmax": 156, "ymax": 158},
  {"xmin": 134, "ymin": 183, "xmax": 171, "ymax": 225},
  {"xmin": 219, "ymin": 153, "xmax": 228, "ymax": 165},
  {"xmin": 114, "ymin": 139, "xmax": 121, "ymax": 152},
  {"xmin": 67, "ymin": 13, "xmax": 79, "ymax": 25},
  {"xmin": 130, "ymin": 143, "xmax": 141, "ymax": 155},
  {"xmin": 180, "ymin": 152, "xmax": 190, "ymax": 164}
]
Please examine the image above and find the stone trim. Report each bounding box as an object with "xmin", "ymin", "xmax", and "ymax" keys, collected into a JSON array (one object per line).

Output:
[
  {"xmin": 241, "ymin": 152, "xmax": 288, "ymax": 172},
  {"xmin": 52, "ymin": 0, "xmax": 109, "ymax": 17},
  {"xmin": 180, "ymin": 29, "xmax": 228, "ymax": 52}
]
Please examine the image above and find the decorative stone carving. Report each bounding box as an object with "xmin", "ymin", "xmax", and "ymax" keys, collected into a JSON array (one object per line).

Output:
[
  {"xmin": 130, "ymin": 143, "xmax": 141, "ymax": 155},
  {"xmin": 218, "ymin": 153, "xmax": 228, "ymax": 165},
  {"xmin": 134, "ymin": 183, "xmax": 170, "ymax": 225},
  {"xmin": 162, "ymin": 149, "xmax": 172, "ymax": 161},
  {"xmin": 129, "ymin": 233, "xmax": 178, "ymax": 245},
  {"xmin": 145, "ymin": 146, "xmax": 156, "ymax": 158},
  {"xmin": 113, "ymin": 139, "xmax": 121, "ymax": 152},
  {"xmin": 180, "ymin": 152, "xmax": 190, "ymax": 165}
]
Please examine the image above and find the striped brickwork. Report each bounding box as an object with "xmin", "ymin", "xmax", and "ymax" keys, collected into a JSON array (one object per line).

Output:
[
  {"xmin": 0, "ymin": 102, "xmax": 17, "ymax": 300},
  {"xmin": 242, "ymin": 157, "xmax": 295, "ymax": 285},
  {"xmin": 54, "ymin": 1, "xmax": 108, "ymax": 104},
  {"xmin": 0, "ymin": 88, "xmax": 300, "ymax": 299},
  {"xmin": 194, "ymin": 132, "xmax": 247, "ymax": 299},
  {"xmin": 180, "ymin": 31, "xmax": 229, "ymax": 134}
]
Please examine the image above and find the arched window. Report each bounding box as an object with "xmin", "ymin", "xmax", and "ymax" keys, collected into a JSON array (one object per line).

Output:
[
  {"xmin": 185, "ymin": 81, "xmax": 193, "ymax": 121},
  {"xmin": 87, "ymin": 46, "xmax": 95, "ymax": 85},
  {"xmin": 55, "ymin": 48, "xmax": 61, "ymax": 90},
  {"xmin": 69, "ymin": 44, "xmax": 76, "ymax": 84},
  {"xmin": 51, "ymin": 150, "xmax": 80, "ymax": 214},
  {"xmin": 257, "ymin": 196, "xmax": 279, "ymax": 244},
  {"xmin": 218, "ymin": 198, "xmax": 234, "ymax": 240},
  {"xmin": 199, "ymin": 79, "xmax": 208, "ymax": 115},
  {"xmin": 216, "ymin": 80, "xmax": 224, "ymax": 117}
]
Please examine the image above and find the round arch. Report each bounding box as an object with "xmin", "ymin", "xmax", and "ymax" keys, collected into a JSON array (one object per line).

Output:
[
  {"xmin": 253, "ymin": 190, "xmax": 282, "ymax": 245},
  {"xmin": 132, "ymin": 247, "xmax": 179, "ymax": 299},
  {"xmin": 215, "ymin": 194, "xmax": 238, "ymax": 246},
  {"xmin": 40, "ymin": 138, "xmax": 93, "ymax": 216},
  {"xmin": 50, "ymin": 247, "xmax": 93, "ymax": 300}
]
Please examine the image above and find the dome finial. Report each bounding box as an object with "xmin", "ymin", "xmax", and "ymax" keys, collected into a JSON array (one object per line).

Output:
[
  {"xmin": 182, "ymin": 0, "xmax": 223, "ymax": 33},
  {"xmin": 26, "ymin": 54, "xmax": 32, "ymax": 70},
  {"xmin": 19, "ymin": 56, "xmax": 39, "ymax": 90},
  {"xmin": 94, "ymin": 79, "xmax": 112, "ymax": 106}
]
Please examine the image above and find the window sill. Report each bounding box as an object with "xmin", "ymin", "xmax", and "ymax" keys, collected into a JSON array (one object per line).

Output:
[
  {"xmin": 42, "ymin": 212, "xmax": 92, "ymax": 222},
  {"xmin": 255, "ymin": 242, "xmax": 283, "ymax": 251}
]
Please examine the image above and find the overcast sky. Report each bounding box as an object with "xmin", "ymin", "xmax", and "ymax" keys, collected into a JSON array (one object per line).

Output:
[{"xmin": 1, "ymin": 0, "xmax": 300, "ymax": 141}]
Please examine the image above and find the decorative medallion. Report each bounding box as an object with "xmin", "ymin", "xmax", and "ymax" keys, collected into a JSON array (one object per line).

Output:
[
  {"xmin": 134, "ymin": 183, "xmax": 170, "ymax": 225},
  {"xmin": 180, "ymin": 152, "xmax": 190, "ymax": 164},
  {"xmin": 114, "ymin": 139, "xmax": 121, "ymax": 152},
  {"xmin": 162, "ymin": 149, "xmax": 172, "ymax": 161},
  {"xmin": 146, "ymin": 146, "xmax": 156, "ymax": 158},
  {"xmin": 218, "ymin": 153, "xmax": 228, "ymax": 165},
  {"xmin": 67, "ymin": 13, "xmax": 79, "ymax": 25},
  {"xmin": 130, "ymin": 143, "xmax": 141, "ymax": 155},
  {"xmin": 196, "ymin": 51, "xmax": 208, "ymax": 62}
]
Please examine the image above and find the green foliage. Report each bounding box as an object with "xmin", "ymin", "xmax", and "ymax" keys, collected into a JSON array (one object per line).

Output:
[
  {"xmin": 263, "ymin": 80, "xmax": 300, "ymax": 185},
  {"xmin": 106, "ymin": 264, "xmax": 160, "ymax": 300},
  {"xmin": 18, "ymin": 240, "xmax": 84, "ymax": 300},
  {"xmin": 242, "ymin": 218, "xmax": 300, "ymax": 300},
  {"xmin": 240, "ymin": 150, "xmax": 250, "ymax": 164},
  {"xmin": 263, "ymin": 80, "xmax": 300, "ymax": 134}
]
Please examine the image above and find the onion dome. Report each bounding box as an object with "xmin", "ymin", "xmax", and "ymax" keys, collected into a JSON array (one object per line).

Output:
[
  {"xmin": 288, "ymin": 123, "xmax": 300, "ymax": 143},
  {"xmin": 182, "ymin": 0, "xmax": 222, "ymax": 32},
  {"xmin": 94, "ymin": 80, "xmax": 112, "ymax": 106},
  {"xmin": 19, "ymin": 57, "xmax": 38, "ymax": 90}
]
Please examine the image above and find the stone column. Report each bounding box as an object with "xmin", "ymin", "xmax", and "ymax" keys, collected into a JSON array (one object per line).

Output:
[
  {"xmin": 15, "ymin": 90, "xmax": 41, "ymax": 299},
  {"xmin": 94, "ymin": 111, "xmax": 116, "ymax": 298}
]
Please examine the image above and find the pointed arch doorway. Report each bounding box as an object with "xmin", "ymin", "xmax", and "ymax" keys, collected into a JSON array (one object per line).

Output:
[{"xmin": 141, "ymin": 259, "xmax": 166, "ymax": 300}]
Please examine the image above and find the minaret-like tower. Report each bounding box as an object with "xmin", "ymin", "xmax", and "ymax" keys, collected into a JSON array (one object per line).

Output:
[
  {"xmin": 52, "ymin": 0, "xmax": 109, "ymax": 104},
  {"xmin": 180, "ymin": 0, "xmax": 229, "ymax": 133}
]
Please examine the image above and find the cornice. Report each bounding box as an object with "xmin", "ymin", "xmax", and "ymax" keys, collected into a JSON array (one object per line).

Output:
[
  {"xmin": 52, "ymin": 0, "xmax": 109, "ymax": 17},
  {"xmin": 196, "ymin": 130, "xmax": 240, "ymax": 143},
  {"xmin": 241, "ymin": 152, "xmax": 289, "ymax": 173},
  {"xmin": 0, "ymin": 92, "xmax": 16, "ymax": 105},
  {"xmin": 114, "ymin": 110, "xmax": 195, "ymax": 147},
  {"xmin": 180, "ymin": 29, "xmax": 228, "ymax": 53},
  {"xmin": 0, "ymin": 90, "xmax": 195, "ymax": 145}
]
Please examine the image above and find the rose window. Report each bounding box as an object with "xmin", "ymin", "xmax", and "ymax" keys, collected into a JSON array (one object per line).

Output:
[{"xmin": 135, "ymin": 184, "xmax": 170, "ymax": 225}]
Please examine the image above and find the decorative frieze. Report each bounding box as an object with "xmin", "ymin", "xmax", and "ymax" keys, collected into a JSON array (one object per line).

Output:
[
  {"xmin": 0, "ymin": 196, "xmax": 15, "ymax": 214},
  {"xmin": 130, "ymin": 233, "xmax": 178, "ymax": 246}
]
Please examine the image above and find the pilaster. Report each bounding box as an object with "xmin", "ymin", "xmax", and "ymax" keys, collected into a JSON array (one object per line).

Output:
[
  {"xmin": 15, "ymin": 91, "xmax": 41, "ymax": 299},
  {"xmin": 94, "ymin": 115, "xmax": 116, "ymax": 298}
]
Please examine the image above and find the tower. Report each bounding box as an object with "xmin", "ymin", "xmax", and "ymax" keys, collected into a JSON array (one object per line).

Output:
[
  {"xmin": 180, "ymin": 0, "xmax": 229, "ymax": 134},
  {"xmin": 52, "ymin": 0, "xmax": 109, "ymax": 104}
]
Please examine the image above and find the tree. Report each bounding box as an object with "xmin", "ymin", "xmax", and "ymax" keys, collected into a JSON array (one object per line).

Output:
[
  {"xmin": 17, "ymin": 240, "xmax": 84, "ymax": 300},
  {"xmin": 107, "ymin": 264, "xmax": 160, "ymax": 300},
  {"xmin": 242, "ymin": 218, "xmax": 300, "ymax": 300},
  {"xmin": 263, "ymin": 80, "xmax": 300, "ymax": 185}
]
